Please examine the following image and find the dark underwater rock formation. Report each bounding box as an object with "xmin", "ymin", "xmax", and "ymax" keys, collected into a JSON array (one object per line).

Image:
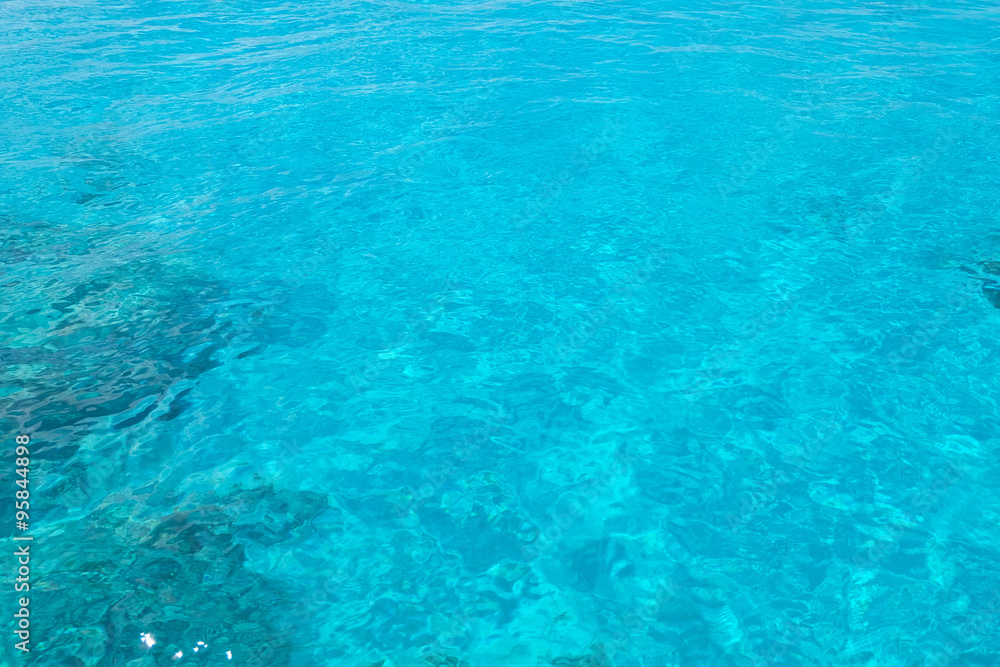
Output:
[
  {"xmin": 2, "ymin": 220, "xmax": 337, "ymax": 665},
  {"xmin": 25, "ymin": 480, "xmax": 336, "ymax": 666},
  {"xmin": 979, "ymin": 261, "xmax": 1000, "ymax": 308},
  {"xmin": 28, "ymin": 498, "xmax": 296, "ymax": 666},
  {"xmin": 1, "ymin": 222, "xmax": 328, "ymax": 453}
]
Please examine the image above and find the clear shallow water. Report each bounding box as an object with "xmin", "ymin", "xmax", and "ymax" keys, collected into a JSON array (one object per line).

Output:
[{"xmin": 2, "ymin": 0, "xmax": 1000, "ymax": 665}]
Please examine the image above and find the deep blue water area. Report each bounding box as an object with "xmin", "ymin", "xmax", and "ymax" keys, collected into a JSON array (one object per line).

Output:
[{"xmin": 2, "ymin": 0, "xmax": 1000, "ymax": 665}]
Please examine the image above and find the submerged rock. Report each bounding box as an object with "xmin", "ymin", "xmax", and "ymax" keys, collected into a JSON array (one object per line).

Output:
[
  {"xmin": 27, "ymin": 480, "xmax": 338, "ymax": 667},
  {"xmin": 971, "ymin": 261, "xmax": 1000, "ymax": 308},
  {"xmin": 1, "ymin": 222, "xmax": 328, "ymax": 451}
]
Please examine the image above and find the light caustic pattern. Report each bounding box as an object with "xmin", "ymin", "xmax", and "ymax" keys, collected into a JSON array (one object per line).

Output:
[{"xmin": 1, "ymin": 0, "xmax": 1000, "ymax": 666}]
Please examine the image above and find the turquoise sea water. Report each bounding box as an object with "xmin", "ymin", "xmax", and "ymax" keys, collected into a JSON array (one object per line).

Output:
[{"xmin": 3, "ymin": 0, "xmax": 1000, "ymax": 665}]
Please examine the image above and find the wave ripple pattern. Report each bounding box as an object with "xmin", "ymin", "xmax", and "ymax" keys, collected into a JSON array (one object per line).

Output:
[{"xmin": 2, "ymin": 1, "xmax": 999, "ymax": 666}]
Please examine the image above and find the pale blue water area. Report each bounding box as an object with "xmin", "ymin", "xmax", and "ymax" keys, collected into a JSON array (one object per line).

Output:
[{"xmin": 2, "ymin": 0, "xmax": 1000, "ymax": 665}]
